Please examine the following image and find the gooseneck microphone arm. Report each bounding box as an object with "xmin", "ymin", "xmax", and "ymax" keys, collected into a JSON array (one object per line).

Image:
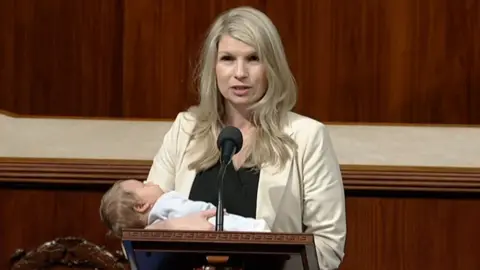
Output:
[
  {"xmin": 215, "ymin": 147, "xmax": 234, "ymax": 231},
  {"xmin": 215, "ymin": 127, "xmax": 243, "ymax": 232},
  {"xmin": 215, "ymin": 163, "xmax": 228, "ymax": 231}
]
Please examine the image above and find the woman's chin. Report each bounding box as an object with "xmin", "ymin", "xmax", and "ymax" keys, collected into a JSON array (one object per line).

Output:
[{"xmin": 225, "ymin": 96, "xmax": 252, "ymax": 106}]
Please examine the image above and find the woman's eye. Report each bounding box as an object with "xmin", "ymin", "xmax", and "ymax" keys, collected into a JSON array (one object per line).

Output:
[
  {"xmin": 220, "ymin": 55, "xmax": 234, "ymax": 61},
  {"xmin": 248, "ymin": 55, "xmax": 259, "ymax": 61}
]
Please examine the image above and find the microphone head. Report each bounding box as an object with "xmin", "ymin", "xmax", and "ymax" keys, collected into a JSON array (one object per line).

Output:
[{"xmin": 217, "ymin": 126, "xmax": 243, "ymax": 154}]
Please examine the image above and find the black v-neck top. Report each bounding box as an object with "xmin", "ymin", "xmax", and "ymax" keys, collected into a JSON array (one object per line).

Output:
[
  {"xmin": 189, "ymin": 161, "xmax": 260, "ymax": 218},
  {"xmin": 159, "ymin": 162, "xmax": 288, "ymax": 269},
  {"xmin": 187, "ymin": 162, "xmax": 287, "ymax": 269}
]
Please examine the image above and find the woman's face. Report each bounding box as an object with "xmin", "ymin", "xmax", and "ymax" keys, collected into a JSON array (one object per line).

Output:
[{"xmin": 215, "ymin": 35, "xmax": 267, "ymax": 109}]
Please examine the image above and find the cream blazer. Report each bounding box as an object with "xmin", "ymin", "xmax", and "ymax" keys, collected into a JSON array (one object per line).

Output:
[{"xmin": 145, "ymin": 111, "xmax": 346, "ymax": 270}]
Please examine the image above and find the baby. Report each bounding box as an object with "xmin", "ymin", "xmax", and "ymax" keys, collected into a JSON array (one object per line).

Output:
[{"xmin": 99, "ymin": 179, "xmax": 270, "ymax": 237}]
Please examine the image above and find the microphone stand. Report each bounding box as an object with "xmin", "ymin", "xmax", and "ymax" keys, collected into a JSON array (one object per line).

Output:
[
  {"xmin": 212, "ymin": 161, "xmax": 231, "ymax": 270},
  {"xmin": 215, "ymin": 159, "xmax": 229, "ymax": 231}
]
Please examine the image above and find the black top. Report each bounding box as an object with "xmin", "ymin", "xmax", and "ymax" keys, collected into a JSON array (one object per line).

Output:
[
  {"xmin": 155, "ymin": 162, "xmax": 287, "ymax": 269},
  {"xmin": 184, "ymin": 162, "xmax": 287, "ymax": 269},
  {"xmin": 189, "ymin": 161, "xmax": 260, "ymax": 218}
]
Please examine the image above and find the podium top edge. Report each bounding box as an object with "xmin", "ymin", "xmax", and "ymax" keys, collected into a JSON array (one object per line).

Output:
[{"xmin": 121, "ymin": 230, "xmax": 315, "ymax": 245}]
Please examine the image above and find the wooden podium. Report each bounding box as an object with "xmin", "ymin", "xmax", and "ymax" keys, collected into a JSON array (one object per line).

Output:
[{"xmin": 121, "ymin": 229, "xmax": 319, "ymax": 270}]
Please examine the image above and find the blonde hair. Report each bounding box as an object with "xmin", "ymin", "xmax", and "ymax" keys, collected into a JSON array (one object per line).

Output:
[
  {"xmin": 188, "ymin": 6, "xmax": 298, "ymax": 172},
  {"xmin": 99, "ymin": 180, "xmax": 146, "ymax": 238}
]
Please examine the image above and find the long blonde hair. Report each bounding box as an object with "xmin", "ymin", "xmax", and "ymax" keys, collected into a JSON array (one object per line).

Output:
[{"xmin": 188, "ymin": 6, "xmax": 298, "ymax": 172}]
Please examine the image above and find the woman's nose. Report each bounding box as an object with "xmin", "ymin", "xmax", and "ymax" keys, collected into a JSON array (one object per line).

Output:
[{"xmin": 234, "ymin": 61, "xmax": 248, "ymax": 79}]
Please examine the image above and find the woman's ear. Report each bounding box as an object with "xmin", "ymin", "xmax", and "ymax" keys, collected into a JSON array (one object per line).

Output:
[{"xmin": 134, "ymin": 202, "xmax": 151, "ymax": 213}]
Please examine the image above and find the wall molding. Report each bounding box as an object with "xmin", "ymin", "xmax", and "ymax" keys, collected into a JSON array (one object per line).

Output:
[
  {"xmin": 3, "ymin": 109, "xmax": 480, "ymax": 128},
  {"xmin": 0, "ymin": 157, "xmax": 479, "ymax": 193}
]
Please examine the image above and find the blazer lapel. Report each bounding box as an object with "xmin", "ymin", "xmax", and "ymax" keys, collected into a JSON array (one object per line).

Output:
[
  {"xmin": 173, "ymin": 117, "xmax": 200, "ymax": 198},
  {"xmin": 175, "ymin": 167, "xmax": 196, "ymax": 198},
  {"xmin": 256, "ymin": 119, "xmax": 295, "ymax": 229},
  {"xmin": 256, "ymin": 164, "xmax": 285, "ymax": 228},
  {"xmin": 175, "ymin": 145, "xmax": 200, "ymax": 197}
]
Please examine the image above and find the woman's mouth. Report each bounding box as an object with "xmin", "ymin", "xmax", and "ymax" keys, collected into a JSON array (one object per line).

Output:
[
  {"xmin": 231, "ymin": 86, "xmax": 251, "ymax": 96},
  {"xmin": 232, "ymin": 86, "xmax": 251, "ymax": 90}
]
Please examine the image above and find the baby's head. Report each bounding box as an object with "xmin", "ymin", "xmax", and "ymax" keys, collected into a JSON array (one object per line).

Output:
[{"xmin": 99, "ymin": 179, "xmax": 164, "ymax": 238}]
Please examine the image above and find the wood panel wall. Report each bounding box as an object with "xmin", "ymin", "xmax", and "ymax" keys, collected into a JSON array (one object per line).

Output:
[
  {"xmin": 1, "ymin": 158, "xmax": 480, "ymax": 270},
  {"xmin": 1, "ymin": 0, "xmax": 479, "ymax": 124}
]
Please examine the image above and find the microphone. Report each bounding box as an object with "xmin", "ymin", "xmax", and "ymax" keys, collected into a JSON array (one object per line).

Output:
[
  {"xmin": 215, "ymin": 126, "xmax": 243, "ymax": 231},
  {"xmin": 217, "ymin": 126, "xmax": 243, "ymax": 165}
]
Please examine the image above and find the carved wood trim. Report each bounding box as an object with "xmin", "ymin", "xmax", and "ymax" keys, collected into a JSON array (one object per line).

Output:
[
  {"xmin": 1, "ymin": 157, "xmax": 479, "ymax": 192},
  {"xmin": 10, "ymin": 236, "xmax": 126, "ymax": 269},
  {"xmin": 121, "ymin": 230, "xmax": 316, "ymax": 269},
  {"xmin": 122, "ymin": 230, "xmax": 315, "ymax": 245}
]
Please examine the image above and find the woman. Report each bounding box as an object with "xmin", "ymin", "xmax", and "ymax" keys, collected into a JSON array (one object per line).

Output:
[{"xmin": 145, "ymin": 6, "xmax": 346, "ymax": 270}]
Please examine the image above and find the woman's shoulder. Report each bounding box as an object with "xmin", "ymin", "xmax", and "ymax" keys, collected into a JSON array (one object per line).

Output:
[
  {"xmin": 284, "ymin": 112, "xmax": 333, "ymax": 151},
  {"xmin": 171, "ymin": 111, "xmax": 197, "ymax": 131},
  {"xmin": 286, "ymin": 112, "xmax": 327, "ymax": 135}
]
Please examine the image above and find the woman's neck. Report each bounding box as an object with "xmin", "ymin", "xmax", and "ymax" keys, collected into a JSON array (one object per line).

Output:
[{"xmin": 224, "ymin": 103, "xmax": 253, "ymax": 130}]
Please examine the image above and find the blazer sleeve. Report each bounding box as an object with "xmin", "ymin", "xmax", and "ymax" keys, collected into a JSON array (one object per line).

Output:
[
  {"xmin": 144, "ymin": 113, "xmax": 184, "ymax": 191},
  {"xmin": 302, "ymin": 123, "xmax": 347, "ymax": 270}
]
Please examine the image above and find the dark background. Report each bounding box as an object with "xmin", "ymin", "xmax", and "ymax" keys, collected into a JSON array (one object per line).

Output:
[
  {"xmin": 1, "ymin": 1, "xmax": 480, "ymax": 270},
  {"xmin": 1, "ymin": 0, "xmax": 479, "ymax": 123}
]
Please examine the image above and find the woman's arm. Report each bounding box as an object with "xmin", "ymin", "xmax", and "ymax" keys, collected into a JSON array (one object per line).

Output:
[
  {"xmin": 145, "ymin": 209, "xmax": 217, "ymax": 231},
  {"xmin": 301, "ymin": 122, "xmax": 347, "ymax": 270}
]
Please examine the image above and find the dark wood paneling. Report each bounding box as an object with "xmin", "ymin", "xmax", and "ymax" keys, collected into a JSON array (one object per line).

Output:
[
  {"xmin": 0, "ymin": 0, "xmax": 124, "ymax": 117},
  {"xmin": 2, "ymin": 188, "xmax": 128, "ymax": 270},
  {"xmin": 1, "ymin": 158, "xmax": 480, "ymax": 269},
  {"xmin": 121, "ymin": 0, "xmax": 266, "ymax": 117},
  {"xmin": 1, "ymin": 0, "xmax": 479, "ymax": 123},
  {"xmin": 343, "ymin": 193, "xmax": 480, "ymax": 270}
]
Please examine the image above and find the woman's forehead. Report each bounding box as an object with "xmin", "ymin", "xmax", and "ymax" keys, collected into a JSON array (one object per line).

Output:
[{"xmin": 217, "ymin": 35, "xmax": 256, "ymax": 55}]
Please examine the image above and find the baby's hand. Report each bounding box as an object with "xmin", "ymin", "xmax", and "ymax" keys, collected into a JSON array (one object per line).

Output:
[{"xmin": 145, "ymin": 221, "xmax": 164, "ymax": 230}]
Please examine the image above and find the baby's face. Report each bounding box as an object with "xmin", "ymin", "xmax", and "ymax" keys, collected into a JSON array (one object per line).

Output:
[{"xmin": 121, "ymin": 180, "xmax": 163, "ymax": 205}]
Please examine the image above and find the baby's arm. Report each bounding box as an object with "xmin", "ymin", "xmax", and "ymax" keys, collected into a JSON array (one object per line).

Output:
[
  {"xmin": 153, "ymin": 191, "xmax": 215, "ymax": 219},
  {"xmin": 153, "ymin": 191, "xmax": 270, "ymax": 232},
  {"xmin": 145, "ymin": 219, "xmax": 164, "ymax": 229},
  {"xmin": 171, "ymin": 199, "xmax": 216, "ymax": 217}
]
